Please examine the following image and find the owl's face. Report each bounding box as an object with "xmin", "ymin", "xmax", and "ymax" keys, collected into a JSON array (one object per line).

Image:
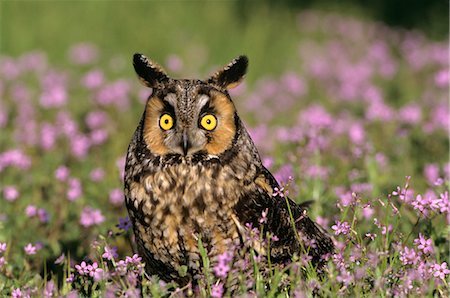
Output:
[{"xmin": 133, "ymin": 54, "xmax": 248, "ymax": 157}]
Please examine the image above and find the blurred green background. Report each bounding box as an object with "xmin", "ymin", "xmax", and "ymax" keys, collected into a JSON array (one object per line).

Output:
[{"xmin": 1, "ymin": 0, "xmax": 448, "ymax": 81}]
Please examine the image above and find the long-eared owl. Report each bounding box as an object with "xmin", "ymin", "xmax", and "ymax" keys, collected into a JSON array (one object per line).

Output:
[{"xmin": 124, "ymin": 53, "xmax": 334, "ymax": 284}]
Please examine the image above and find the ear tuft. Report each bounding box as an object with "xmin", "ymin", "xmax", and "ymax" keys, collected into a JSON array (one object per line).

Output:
[
  {"xmin": 208, "ymin": 55, "xmax": 248, "ymax": 90},
  {"xmin": 133, "ymin": 53, "xmax": 169, "ymax": 88}
]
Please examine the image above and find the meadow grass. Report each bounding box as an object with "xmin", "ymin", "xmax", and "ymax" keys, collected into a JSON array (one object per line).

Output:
[{"xmin": 0, "ymin": 2, "xmax": 449, "ymax": 297}]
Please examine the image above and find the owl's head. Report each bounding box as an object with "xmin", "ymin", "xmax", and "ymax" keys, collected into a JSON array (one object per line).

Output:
[{"xmin": 133, "ymin": 53, "xmax": 248, "ymax": 157}]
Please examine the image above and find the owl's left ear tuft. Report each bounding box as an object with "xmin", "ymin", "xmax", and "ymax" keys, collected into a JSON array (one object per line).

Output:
[
  {"xmin": 208, "ymin": 55, "xmax": 248, "ymax": 90},
  {"xmin": 133, "ymin": 53, "xmax": 169, "ymax": 88}
]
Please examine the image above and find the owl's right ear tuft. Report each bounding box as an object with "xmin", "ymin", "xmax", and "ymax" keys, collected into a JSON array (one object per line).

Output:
[
  {"xmin": 133, "ymin": 53, "xmax": 169, "ymax": 88},
  {"xmin": 208, "ymin": 55, "xmax": 248, "ymax": 90}
]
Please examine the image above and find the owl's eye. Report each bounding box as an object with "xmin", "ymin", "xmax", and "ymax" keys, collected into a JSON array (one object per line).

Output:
[
  {"xmin": 159, "ymin": 114, "xmax": 174, "ymax": 130},
  {"xmin": 200, "ymin": 114, "xmax": 217, "ymax": 131}
]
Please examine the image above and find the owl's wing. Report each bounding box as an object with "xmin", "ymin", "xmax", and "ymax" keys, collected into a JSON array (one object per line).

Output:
[{"xmin": 234, "ymin": 166, "xmax": 334, "ymax": 263}]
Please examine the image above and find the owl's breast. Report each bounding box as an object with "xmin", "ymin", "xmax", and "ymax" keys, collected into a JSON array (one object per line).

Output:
[{"xmin": 127, "ymin": 159, "xmax": 246, "ymax": 269}]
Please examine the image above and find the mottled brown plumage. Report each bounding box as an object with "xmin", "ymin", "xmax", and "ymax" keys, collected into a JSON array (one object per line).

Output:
[{"xmin": 124, "ymin": 54, "xmax": 333, "ymax": 285}]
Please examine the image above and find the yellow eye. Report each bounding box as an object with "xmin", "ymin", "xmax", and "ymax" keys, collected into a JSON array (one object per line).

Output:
[
  {"xmin": 159, "ymin": 114, "xmax": 174, "ymax": 130},
  {"xmin": 200, "ymin": 114, "xmax": 217, "ymax": 131}
]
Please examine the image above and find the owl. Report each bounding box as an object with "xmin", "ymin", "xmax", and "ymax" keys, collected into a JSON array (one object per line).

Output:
[{"xmin": 124, "ymin": 53, "xmax": 334, "ymax": 285}]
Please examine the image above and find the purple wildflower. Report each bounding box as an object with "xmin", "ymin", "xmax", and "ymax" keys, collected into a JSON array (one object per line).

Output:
[
  {"xmin": 331, "ymin": 220, "xmax": 351, "ymax": 235},
  {"xmin": 37, "ymin": 208, "xmax": 49, "ymax": 223},
  {"xmin": 89, "ymin": 168, "xmax": 105, "ymax": 182},
  {"xmin": 336, "ymin": 269, "xmax": 354, "ymax": 285},
  {"xmin": 109, "ymin": 188, "xmax": 123, "ymax": 205},
  {"xmin": 80, "ymin": 207, "xmax": 105, "ymax": 227},
  {"xmin": 115, "ymin": 260, "xmax": 128, "ymax": 276},
  {"xmin": 75, "ymin": 261, "xmax": 90, "ymax": 275},
  {"xmin": 399, "ymin": 246, "xmax": 419, "ymax": 265},
  {"xmin": 11, "ymin": 288, "xmax": 24, "ymax": 298},
  {"xmin": 362, "ymin": 204, "xmax": 374, "ymax": 219},
  {"xmin": 259, "ymin": 208, "xmax": 268, "ymax": 224},
  {"xmin": 430, "ymin": 262, "xmax": 450, "ymax": 279},
  {"xmin": 67, "ymin": 178, "xmax": 82, "ymax": 201},
  {"xmin": 0, "ymin": 242, "xmax": 6, "ymax": 253},
  {"xmin": 24, "ymin": 243, "xmax": 37, "ymax": 255},
  {"xmin": 272, "ymin": 187, "xmax": 286, "ymax": 198},
  {"xmin": 211, "ymin": 283, "xmax": 224, "ymax": 298},
  {"xmin": 3, "ymin": 185, "xmax": 19, "ymax": 202},
  {"xmin": 414, "ymin": 234, "xmax": 434, "ymax": 254},
  {"xmin": 43, "ymin": 280, "xmax": 55, "ymax": 298},
  {"xmin": 424, "ymin": 164, "xmax": 440, "ymax": 185},
  {"xmin": 102, "ymin": 246, "xmax": 118, "ymax": 260},
  {"xmin": 125, "ymin": 254, "xmax": 143, "ymax": 266},
  {"xmin": 213, "ymin": 253, "xmax": 231, "ymax": 278},
  {"xmin": 70, "ymin": 134, "xmax": 91, "ymax": 159},
  {"xmin": 117, "ymin": 217, "xmax": 132, "ymax": 231},
  {"xmin": 81, "ymin": 69, "xmax": 104, "ymax": 89},
  {"xmin": 25, "ymin": 205, "xmax": 38, "ymax": 217},
  {"xmin": 89, "ymin": 262, "xmax": 104, "ymax": 281},
  {"xmin": 0, "ymin": 149, "xmax": 31, "ymax": 172},
  {"xmin": 54, "ymin": 166, "xmax": 70, "ymax": 181},
  {"xmin": 69, "ymin": 43, "xmax": 98, "ymax": 65}
]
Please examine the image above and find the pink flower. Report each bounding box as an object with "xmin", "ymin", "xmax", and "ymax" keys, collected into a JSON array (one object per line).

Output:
[
  {"xmin": 434, "ymin": 69, "xmax": 449, "ymax": 88},
  {"xmin": 40, "ymin": 123, "xmax": 57, "ymax": 150},
  {"xmin": 81, "ymin": 69, "xmax": 104, "ymax": 89},
  {"xmin": 75, "ymin": 261, "xmax": 90, "ymax": 275},
  {"xmin": 399, "ymin": 246, "xmax": 419, "ymax": 265},
  {"xmin": 424, "ymin": 164, "xmax": 440, "ymax": 185},
  {"xmin": 348, "ymin": 123, "xmax": 365, "ymax": 145},
  {"xmin": 43, "ymin": 280, "xmax": 55, "ymax": 298},
  {"xmin": 70, "ymin": 135, "xmax": 91, "ymax": 159},
  {"xmin": 109, "ymin": 188, "xmax": 123, "ymax": 205},
  {"xmin": 90, "ymin": 129, "xmax": 109, "ymax": 145},
  {"xmin": 398, "ymin": 104, "xmax": 422, "ymax": 125},
  {"xmin": 430, "ymin": 262, "xmax": 450, "ymax": 279},
  {"xmin": 331, "ymin": 220, "xmax": 351, "ymax": 235},
  {"xmin": 272, "ymin": 187, "xmax": 286, "ymax": 198},
  {"xmin": 67, "ymin": 178, "xmax": 82, "ymax": 201},
  {"xmin": 69, "ymin": 43, "xmax": 98, "ymax": 65},
  {"xmin": 259, "ymin": 208, "xmax": 268, "ymax": 224},
  {"xmin": 414, "ymin": 234, "xmax": 434, "ymax": 254},
  {"xmin": 3, "ymin": 186, "xmax": 19, "ymax": 202},
  {"xmin": 11, "ymin": 288, "xmax": 25, "ymax": 298},
  {"xmin": 80, "ymin": 207, "xmax": 105, "ymax": 227},
  {"xmin": 85, "ymin": 111, "xmax": 108, "ymax": 129},
  {"xmin": 102, "ymin": 246, "xmax": 118, "ymax": 260},
  {"xmin": 90, "ymin": 168, "xmax": 105, "ymax": 182},
  {"xmin": 338, "ymin": 191, "xmax": 355, "ymax": 207},
  {"xmin": 281, "ymin": 72, "xmax": 307, "ymax": 96},
  {"xmin": 125, "ymin": 254, "xmax": 143, "ymax": 266},
  {"xmin": 25, "ymin": 205, "xmax": 38, "ymax": 217},
  {"xmin": 0, "ymin": 242, "xmax": 6, "ymax": 253},
  {"xmin": 38, "ymin": 208, "xmax": 49, "ymax": 223},
  {"xmin": 362, "ymin": 204, "xmax": 374, "ymax": 219},
  {"xmin": 213, "ymin": 251, "xmax": 233, "ymax": 278},
  {"xmin": 24, "ymin": 243, "xmax": 37, "ymax": 255},
  {"xmin": 55, "ymin": 166, "xmax": 70, "ymax": 181},
  {"xmin": 211, "ymin": 283, "xmax": 224, "ymax": 298}
]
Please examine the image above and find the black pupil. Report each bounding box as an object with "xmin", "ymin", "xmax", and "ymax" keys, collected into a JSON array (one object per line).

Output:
[
  {"xmin": 206, "ymin": 119, "xmax": 211, "ymax": 125},
  {"xmin": 164, "ymin": 119, "xmax": 169, "ymax": 124}
]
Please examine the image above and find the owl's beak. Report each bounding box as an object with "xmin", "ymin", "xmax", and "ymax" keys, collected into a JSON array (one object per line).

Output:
[{"xmin": 182, "ymin": 131, "xmax": 191, "ymax": 156}]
